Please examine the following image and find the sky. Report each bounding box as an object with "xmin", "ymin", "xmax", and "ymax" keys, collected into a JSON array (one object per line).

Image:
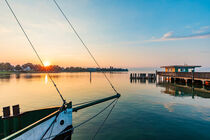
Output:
[{"xmin": 0, "ymin": 0, "xmax": 210, "ymax": 68}]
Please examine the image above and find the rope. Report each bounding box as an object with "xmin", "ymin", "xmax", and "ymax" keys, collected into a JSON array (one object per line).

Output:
[
  {"xmin": 5, "ymin": 1, "xmax": 121, "ymax": 139},
  {"xmin": 42, "ymin": 98, "xmax": 118, "ymax": 140},
  {"xmin": 4, "ymin": 0, "xmax": 66, "ymax": 104},
  {"xmin": 92, "ymin": 99, "xmax": 118, "ymax": 140},
  {"xmin": 53, "ymin": 0, "xmax": 119, "ymax": 94},
  {"xmin": 74, "ymin": 99, "xmax": 117, "ymax": 129},
  {"xmin": 40, "ymin": 106, "xmax": 64, "ymax": 140}
]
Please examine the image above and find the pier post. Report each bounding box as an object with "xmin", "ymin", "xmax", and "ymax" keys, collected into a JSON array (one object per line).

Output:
[
  {"xmin": 155, "ymin": 70, "xmax": 157, "ymax": 78},
  {"xmin": 184, "ymin": 79, "xmax": 187, "ymax": 85},
  {"xmin": 192, "ymin": 69, "xmax": 195, "ymax": 84},
  {"xmin": 202, "ymin": 80, "xmax": 205, "ymax": 85},
  {"xmin": 130, "ymin": 73, "xmax": 132, "ymax": 79}
]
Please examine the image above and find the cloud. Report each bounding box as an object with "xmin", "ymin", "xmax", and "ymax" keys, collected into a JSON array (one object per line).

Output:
[
  {"xmin": 193, "ymin": 26, "xmax": 210, "ymax": 34},
  {"xmin": 150, "ymin": 31, "xmax": 210, "ymax": 42},
  {"xmin": 162, "ymin": 32, "xmax": 173, "ymax": 38}
]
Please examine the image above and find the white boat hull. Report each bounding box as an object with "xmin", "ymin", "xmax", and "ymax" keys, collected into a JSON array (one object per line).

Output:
[{"xmin": 3, "ymin": 108, "xmax": 72, "ymax": 140}]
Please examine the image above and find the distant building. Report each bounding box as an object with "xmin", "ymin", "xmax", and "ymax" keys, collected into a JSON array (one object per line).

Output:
[
  {"xmin": 87, "ymin": 68, "xmax": 97, "ymax": 72},
  {"xmin": 160, "ymin": 65, "xmax": 201, "ymax": 72},
  {"xmin": 23, "ymin": 66, "xmax": 31, "ymax": 72}
]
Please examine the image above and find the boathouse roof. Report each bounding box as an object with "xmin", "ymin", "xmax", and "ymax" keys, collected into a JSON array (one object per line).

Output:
[{"xmin": 160, "ymin": 65, "xmax": 201, "ymax": 68}]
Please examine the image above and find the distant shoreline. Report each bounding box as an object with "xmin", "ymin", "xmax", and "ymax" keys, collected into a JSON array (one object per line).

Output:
[
  {"xmin": 0, "ymin": 62, "xmax": 128, "ymax": 74},
  {"xmin": 0, "ymin": 70, "xmax": 128, "ymax": 75}
]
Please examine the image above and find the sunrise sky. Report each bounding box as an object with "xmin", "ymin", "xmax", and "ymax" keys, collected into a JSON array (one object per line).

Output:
[{"xmin": 0, "ymin": 0, "xmax": 210, "ymax": 68}]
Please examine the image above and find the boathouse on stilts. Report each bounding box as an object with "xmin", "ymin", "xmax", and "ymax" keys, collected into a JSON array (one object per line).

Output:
[{"xmin": 156, "ymin": 65, "xmax": 210, "ymax": 87}]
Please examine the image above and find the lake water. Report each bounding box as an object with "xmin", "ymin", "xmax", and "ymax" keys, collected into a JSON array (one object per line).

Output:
[{"xmin": 0, "ymin": 72, "xmax": 210, "ymax": 140}]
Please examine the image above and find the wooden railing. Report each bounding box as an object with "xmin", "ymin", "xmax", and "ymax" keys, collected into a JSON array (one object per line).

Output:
[{"xmin": 156, "ymin": 72, "xmax": 210, "ymax": 79}]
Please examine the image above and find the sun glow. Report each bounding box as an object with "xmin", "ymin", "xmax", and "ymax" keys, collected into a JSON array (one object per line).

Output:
[{"xmin": 43, "ymin": 61, "xmax": 50, "ymax": 67}]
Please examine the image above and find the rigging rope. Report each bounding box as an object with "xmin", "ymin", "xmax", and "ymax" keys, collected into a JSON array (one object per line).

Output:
[
  {"xmin": 5, "ymin": 1, "xmax": 121, "ymax": 139},
  {"xmin": 42, "ymin": 98, "xmax": 118, "ymax": 140},
  {"xmin": 4, "ymin": 0, "xmax": 66, "ymax": 104},
  {"xmin": 73, "ymin": 99, "xmax": 117, "ymax": 129},
  {"xmin": 53, "ymin": 0, "xmax": 119, "ymax": 94},
  {"xmin": 92, "ymin": 99, "xmax": 118, "ymax": 140},
  {"xmin": 40, "ymin": 106, "xmax": 64, "ymax": 140}
]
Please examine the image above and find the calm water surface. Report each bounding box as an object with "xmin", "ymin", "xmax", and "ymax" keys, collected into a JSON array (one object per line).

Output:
[{"xmin": 0, "ymin": 72, "xmax": 210, "ymax": 140}]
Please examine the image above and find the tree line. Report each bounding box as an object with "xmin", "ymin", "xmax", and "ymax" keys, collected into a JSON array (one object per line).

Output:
[{"xmin": 0, "ymin": 62, "xmax": 128, "ymax": 73}]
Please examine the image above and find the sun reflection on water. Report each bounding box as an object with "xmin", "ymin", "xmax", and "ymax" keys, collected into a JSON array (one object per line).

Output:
[{"xmin": 45, "ymin": 74, "xmax": 48, "ymax": 84}]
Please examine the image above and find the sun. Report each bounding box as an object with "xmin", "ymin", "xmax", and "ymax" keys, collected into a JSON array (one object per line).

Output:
[{"xmin": 43, "ymin": 61, "xmax": 50, "ymax": 67}]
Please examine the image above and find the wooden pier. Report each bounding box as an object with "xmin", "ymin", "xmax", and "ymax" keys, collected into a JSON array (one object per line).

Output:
[
  {"xmin": 130, "ymin": 73, "xmax": 156, "ymax": 79},
  {"xmin": 156, "ymin": 65, "xmax": 210, "ymax": 86},
  {"xmin": 156, "ymin": 71, "xmax": 210, "ymax": 85},
  {"xmin": 130, "ymin": 73, "xmax": 156, "ymax": 84}
]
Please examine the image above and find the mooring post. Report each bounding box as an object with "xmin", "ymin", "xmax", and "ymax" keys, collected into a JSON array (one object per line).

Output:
[
  {"xmin": 155, "ymin": 70, "xmax": 157, "ymax": 79},
  {"xmin": 192, "ymin": 69, "xmax": 195, "ymax": 84},
  {"xmin": 192, "ymin": 85, "xmax": 195, "ymax": 99},
  {"xmin": 202, "ymin": 80, "xmax": 205, "ymax": 86}
]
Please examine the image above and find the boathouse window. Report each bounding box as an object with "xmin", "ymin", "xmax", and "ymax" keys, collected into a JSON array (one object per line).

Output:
[
  {"xmin": 178, "ymin": 68, "xmax": 185, "ymax": 72},
  {"xmin": 167, "ymin": 68, "xmax": 172, "ymax": 72},
  {"xmin": 178, "ymin": 68, "xmax": 183, "ymax": 72}
]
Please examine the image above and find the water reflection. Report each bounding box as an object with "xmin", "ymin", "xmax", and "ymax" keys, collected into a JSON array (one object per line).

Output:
[
  {"xmin": 0, "ymin": 72, "xmax": 117, "ymax": 114},
  {"xmin": 0, "ymin": 74, "xmax": 11, "ymax": 82},
  {"xmin": 45, "ymin": 74, "xmax": 48, "ymax": 84},
  {"xmin": 157, "ymin": 82, "xmax": 210, "ymax": 99},
  {"xmin": 0, "ymin": 72, "xmax": 103, "ymax": 83},
  {"xmin": 90, "ymin": 72, "xmax": 92, "ymax": 83},
  {"xmin": 130, "ymin": 78, "xmax": 148, "ymax": 84},
  {"xmin": 16, "ymin": 73, "xmax": 20, "ymax": 79},
  {"xmin": 129, "ymin": 76, "xmax": 210, "ymax": 99},
  {"xmin": 0, "ymin": 74, "xmax": 11, "ymax": 79},
  {"xmin": 148, "ymin": 79, "xmax": 156, "ymax": 84},
  {"xmin": 1, "ymin": 72, "xmax": 210, "ymax": 140}
]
